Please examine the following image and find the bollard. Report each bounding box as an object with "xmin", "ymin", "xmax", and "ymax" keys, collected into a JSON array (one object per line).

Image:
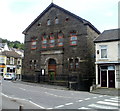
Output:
[{"xmin": 19, "ymin": 105, "xmax": 23, "ymax": 111}]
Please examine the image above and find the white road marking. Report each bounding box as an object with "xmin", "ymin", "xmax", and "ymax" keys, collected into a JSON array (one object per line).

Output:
[
  {"xmin": 19, "ymin": 88, "xmax": 26, "ymax": 91},
  {"xmin": 47, "ymin": 108, "xmax": 53, "ymax": 109},
  {"xmin": 97, "ymin": 101, "xmax": 119, "ymax": 106},
  {"xmin": 99, "ymin": 95, "xmax": 103, "ymax": 97},
  {"xmin": 111, "ymin": 97, "xmax": 120, "ymax": 101},
  {"xmin": 65, "ymin": 103, "xmax": 73, "ymax": 105},
  {"xmin": 93, "ymin": 97, "xmax": 97, "ymax": 99},
  {"xmin": 1, "ymin": 93, "xmax": 45, "ymax": 109},
  {"xmin": 29, "ymin": 101, "xmax": 45, "ymax": 109},
  {"xmin": 84, "ymin": 98, "xmax": 90, "ymax": 100},
  {"xmin": 89, "ymin": 103, "xmax": 118, "ymax": 109},
  {"xmin": 77, "ymin": 100, "xmax": 83, "ymax": 102},
  {"xmin": 78, "ymin": 107, "xmax": 90, "ymax": 109},
  {"xmin": 104, "ymin": 99, "xmax": 119, "ymax": 103},
  {"xmin": 55, "ymin": 105, "xmax": 64, "ymax": 108}
]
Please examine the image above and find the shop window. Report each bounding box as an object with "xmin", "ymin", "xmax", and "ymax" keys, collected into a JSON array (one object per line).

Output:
[
  {"xmin": 58, "ymin": 32, "xmax": 64, "ymax": 46},
  {"xmin": 42, "ymin": 34, "xmax": 47, "ymax": 48},
  {"xmin": 55, "ymin": 17, "xmax": 59, "ymax": 24},
  {"xmin": 49, "ymin": 33, "xmax": 55, "ymax": 47},
  {"xmin": 31, "ymin": 38, "xmax": 37, "ymax": 49},
  {"xmin": 70, "ymin": 32, "xmax": 77, "ymax": 46}
]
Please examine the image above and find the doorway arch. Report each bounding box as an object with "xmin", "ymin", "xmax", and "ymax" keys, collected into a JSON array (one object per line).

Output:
[{"xmin": 48, "ymin": 58, "xmax": 56, "ymax": 80}]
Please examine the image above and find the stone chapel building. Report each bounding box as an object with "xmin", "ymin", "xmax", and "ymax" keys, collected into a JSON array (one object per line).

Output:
[{"xmin": 22, "ymin": 3, "xmax": 100, "ymax": 91}]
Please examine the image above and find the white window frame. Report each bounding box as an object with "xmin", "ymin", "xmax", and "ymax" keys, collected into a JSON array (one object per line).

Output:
[{"xmin": 100, "ymin": 45, "xmax": 107, "ymax": 59}]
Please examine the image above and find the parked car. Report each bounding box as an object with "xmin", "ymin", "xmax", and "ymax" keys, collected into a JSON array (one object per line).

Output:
[{"xmin": 4, "ymin": 73, "xmax": 16, "ymax": 80}]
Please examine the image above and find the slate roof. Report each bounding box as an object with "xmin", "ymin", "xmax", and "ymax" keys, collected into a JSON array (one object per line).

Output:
[
  {"xmin": 0, "ymin": 43, "xmax": 6, "ymax": 48},
  {"xmin": 94, "ymin": 28, "xmax": 120, "ymax": 43},
  {"xmin": 23, "ymin": 3, "xmax": 100, "ymax": 34},
  {"xmin": 2, "ymin": 51, "xmax": 21, "ymax": 58}
]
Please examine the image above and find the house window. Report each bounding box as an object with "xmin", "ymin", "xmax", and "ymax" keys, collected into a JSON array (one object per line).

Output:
[
  {"xmin": 10, "ymin": 57, "xmax": 14, "ymax": 65},
  {"xmin": 47, "ymin": 19, "xmax": 51, "ymax": 25},
  {"xmin": 58, "ymin": 32, "xmax": 63, "ymax": 46},
  {"xmin": 31, "ymin": 38, "xmax": 37, "ymax": 49},
  {"xmin": 69, "ymin": 59, "xmax": 74, "ymax": 70},
  {"xmin": 100, "ymin": 45, "xmax": 107, "ymax": 58},
  {"xmin": 49, "ymin": 33, "xmax": 55, "ymax": 47},
  {"xmin": 55, "ymin": 17, "xmax": 59, "ymax": 24},
  {"xmin": 70, "ymin": 32, "xmax": 77, "ymax": 46},
  {"xmin": 42, "ymin": 34, "xmax": 47, "ymax": 48}
]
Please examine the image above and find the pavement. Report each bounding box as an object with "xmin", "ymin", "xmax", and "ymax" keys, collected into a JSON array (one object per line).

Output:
[
  {"xmin": 90, "ymin": 88, "xmax": 120, "ymax": 96},
  {"xmin": 14, "ymin": 80, "xmax": 120, "ymax": 96}
]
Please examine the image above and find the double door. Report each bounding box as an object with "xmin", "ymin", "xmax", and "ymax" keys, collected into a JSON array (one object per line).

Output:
[{"xmin": 101, "ymin": 70, "xmax": 115, "ymax": 88}]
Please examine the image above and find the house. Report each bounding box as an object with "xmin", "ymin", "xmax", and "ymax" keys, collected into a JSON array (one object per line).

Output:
[
  {"xmin": 0, "ymin": 43, "xmax": 9, "ymax": 52},
  {"xmin": 0, "ymin": 51, "xmax": 22, "ymax": 79},
  {"xmin": 94, "ymin": 29, "xmax": 120, "ymax": 89},
  {"xmin": 22, "ymin": 3, "xmax": 100, "ymax": 91}
]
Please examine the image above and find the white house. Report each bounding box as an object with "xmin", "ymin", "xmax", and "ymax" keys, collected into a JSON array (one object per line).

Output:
[{"xmin": 94, "ymin": 29, "xmax": 120, "ymax": 89}]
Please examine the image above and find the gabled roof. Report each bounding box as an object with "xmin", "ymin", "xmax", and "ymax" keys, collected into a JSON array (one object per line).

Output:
[
  {"xmin": 23, "ymin": 3, "xmax": 100, "ymax": 34},
  {"xmin": 94, "ymin": 28, "xmax": 120, "ymax": 43},
  {"xmin": 2, "ymin": 51, "xmax": 21, "ymax": 58}
]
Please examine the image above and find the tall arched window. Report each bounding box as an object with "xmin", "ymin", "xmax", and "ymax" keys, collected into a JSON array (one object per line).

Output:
[
  {"xmin": 31, "ymin": 37, "xmax": 37, "ymax": 49},
  {"xmin": 58, "ymin": 32, "xmax": 64, "ymax": 47},
  {"xmin": 69, "ymin": 59, "xmax": 74, "ymax": 70},
  {"xmin": 42, "ymin": 34, "xmax": 47, "ymax": 48},
  {"xmin": 70, "ymin": 31, "xmax": 77, "ymax": 46},
  {"xmin": 49, "ymin": 33, "xmax": 55, "ymax": 47},
  {"xmin": 75, "ymin": 58, "xmax": 79, "ymax": 69}
]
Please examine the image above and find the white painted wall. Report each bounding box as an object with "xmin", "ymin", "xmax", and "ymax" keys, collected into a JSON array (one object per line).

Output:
[{"xmin": 95, "ymin": 41, "xmax": 119, "ymax": 62}]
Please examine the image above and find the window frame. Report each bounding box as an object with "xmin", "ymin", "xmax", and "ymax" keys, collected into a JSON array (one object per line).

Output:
[
  {"xmin": 58, "ymin": 32, "xmax": 64, "ymax": 47},
  {"xmin": 70, "ymin": 32, "xmax": 77, "ymax": 46},
  {"xmin": 31, "ymin": 38, "xmax": 37, "ymax": 50},
  {"xmin": 100, "ymin": 45, "xmax": 107, "ymax": 59},
  {"xmin": 49, "ymin": 33, "xmax": 55, "ymax": 48},
  {"xmin": 42, "ymin": 34, "xmax": 47, "ymax": 48}
]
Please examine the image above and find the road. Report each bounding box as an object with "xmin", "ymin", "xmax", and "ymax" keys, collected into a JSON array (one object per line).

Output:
[{"xmin": 1, "ymin": 79, "xmax": 120, "ymax": 110}]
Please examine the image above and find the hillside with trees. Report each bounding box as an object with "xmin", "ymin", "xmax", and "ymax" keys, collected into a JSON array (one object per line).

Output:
[{"xmin": 0, "ymin": 38, "xmax": 24, "ymax": 50}]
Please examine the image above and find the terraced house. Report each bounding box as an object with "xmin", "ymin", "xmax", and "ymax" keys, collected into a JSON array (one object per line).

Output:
[{"xmin": 22, "ymin": 3, "xmax": 100, "ymax": 91}]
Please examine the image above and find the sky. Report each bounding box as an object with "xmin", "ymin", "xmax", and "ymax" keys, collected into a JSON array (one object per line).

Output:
[{"xmin": 0, "ymin": 0, "xmax": 119, "ymax": 43}]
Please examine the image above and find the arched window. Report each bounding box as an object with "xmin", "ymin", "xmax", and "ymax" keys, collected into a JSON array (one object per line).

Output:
[
  {"xmin": 75, "ymin": 58, "xmax": 79, "ymax": 69},
  {"xmin": 70, "ymin": 31, "xmax": 77, "ymax": 46},
  {"xmin": 42, "ymin": 34, "xmax": 47, "ymax": 48},
  {"xmin": 31, "ymin": 37, "xmax": 37, "ymax": 49},
  {"xmin": 69, "ymin": 59, "xmax": 74, "ymax": 70},
  {"xmin": 48, "ymin": 59, "xmax": 56, "ymax": 65},
  {"xmin": 47, "ymin": 19, "xmax": 51, "ymax": 25},
  {"xmin": 49, "ymin": 33, "xmax": 55, "ymax": 47},
  {"xmin": 55, "ymin": 17, "xmax": 59, "ymax": 24},
  {"xmin": 58, "ymin": 32, "xmax": 64, "ymax": 47}
]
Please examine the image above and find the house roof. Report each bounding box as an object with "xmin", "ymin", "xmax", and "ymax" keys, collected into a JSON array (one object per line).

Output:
[
  {"xmin": 2, "ymin": 51, "xmax": 21, "ymax": 58},
  {"xmin": 0, "ymin": 43, "xmax": 6, "ymax": 48},
  {"xmin": 23, "ymin": 3, "xmax": 100, "ymax": 34},
  {"xmin": 94, "ymin": 28, "xmax": 120, "ymax": 43}
]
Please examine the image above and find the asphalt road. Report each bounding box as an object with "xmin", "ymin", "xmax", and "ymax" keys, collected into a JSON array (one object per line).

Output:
[{"xmin": 1, "ymin": 79, "xmax": 120, "ymax": 110}]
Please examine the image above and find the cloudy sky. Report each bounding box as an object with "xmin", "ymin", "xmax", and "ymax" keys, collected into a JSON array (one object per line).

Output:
[{"xmin": 0, "ymin": 0, "xmax": 119, "ymax": 43}]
